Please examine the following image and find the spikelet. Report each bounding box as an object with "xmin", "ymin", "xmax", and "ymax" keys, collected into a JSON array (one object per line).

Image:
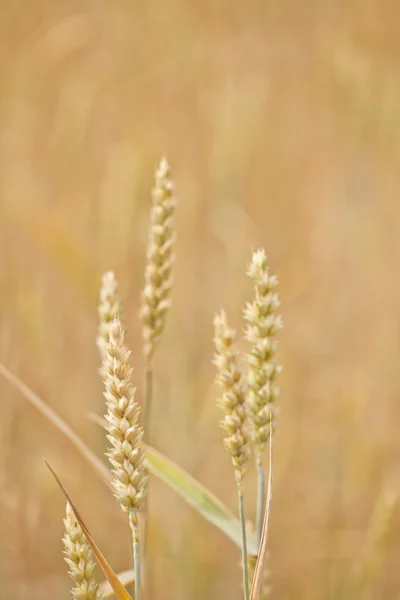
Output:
[
  {"xmin": 244, "ymin": 249, "xmax": 283, "ymax": 460},
  {"xmin": 62, "ymin": 502, "xmax": 102, "ymax": 600},
  {"xmin": 213, "ymin": 310, "xmax": 250, "ymax": 485},
  {"xmin": 96, "ymin": 272, "xmax": 122, "ymax": 372},
  {"xmin": 141, "ymin": 158, "xmax": 176, "ymax": 364},
  {"xmin": 103, "ymin": 318, "xmax": 148, "ymax": 513}
]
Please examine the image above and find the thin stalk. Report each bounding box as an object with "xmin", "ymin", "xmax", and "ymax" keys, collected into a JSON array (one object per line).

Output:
[
  {"xmin": 255, "ymin": 457, "xmax": 265, "ymax": 548},
  {"xmin": 129, "ymin": 511, "xmax": 141, "ymax": 600},
  {"xmin": 238, "ymin": 481, "xmax": 250, "ymax": 600}
]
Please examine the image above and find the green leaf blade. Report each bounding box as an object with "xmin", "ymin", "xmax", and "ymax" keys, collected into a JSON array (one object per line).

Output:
[{"xmin": 145, "ymin": 444, "xmax": 258, "ymax": 556}]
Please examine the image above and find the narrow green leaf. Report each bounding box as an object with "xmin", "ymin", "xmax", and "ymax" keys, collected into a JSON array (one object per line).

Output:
[
  {"xmin": 87, "ymin": 412, "xmax": 258, "ymax": 555},
  {"xmin": 144, "ymin": 444, "xmax": 258, "ymax": 556},
  {"xmin": 45, "ymin": 461, "xmax": 133, "ymax": 600}
]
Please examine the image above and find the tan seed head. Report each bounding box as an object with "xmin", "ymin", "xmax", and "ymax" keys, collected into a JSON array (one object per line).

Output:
[
  {"xmin": 244, "ymin": 249, "xmax": 283, "ymax": 461},
  {"xmin": 63, "ymin": 502, "xmax": 102, "ymax": 600},
  {"xmin": 213, "ymin": 310, "xmax": 250, "ymax": 484},
  {"xmin": 103, "ymin": 318, "xmax": 148, "ymax": 513},
  {"xmin": 141, "ymin": 158, "xmax": 176, "ymax": 364}
]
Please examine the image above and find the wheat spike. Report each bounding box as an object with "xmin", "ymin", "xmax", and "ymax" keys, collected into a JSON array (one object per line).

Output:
[
  {"xmin": 213, "ymin": 309, "xmax": 250, "ymax": 485},
  {"xmin": 103, "ymin": 318, "xmax": 148, "ymax": 513},
  {"xmin": 214, "ymin": 309, "xmax": 251, "ymax": 599},
  {"xmin": 141, "ymin": 157, "xmax": 176, "ymax": 364},
  {"xmin": 63, "ymin": 502, "xmax": 102, "ymax": 600},
  {"xmin": 244, "ymin": 249, "xmax": 283, "ymax": 461}
]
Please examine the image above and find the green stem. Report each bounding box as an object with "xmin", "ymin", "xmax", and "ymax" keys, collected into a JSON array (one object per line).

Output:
[
  {"xmin": 256, "ymin": 457, "xmax": 265, "ymax": 548},
  {"xmin": 129, "ymin": 511, "xmax": 141, "ymax": 600},
  {"xmin": 238, "ymin": 483, "xmax": 250, "ymax": 600}
]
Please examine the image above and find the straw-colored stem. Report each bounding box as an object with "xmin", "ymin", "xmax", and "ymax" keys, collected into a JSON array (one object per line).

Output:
[
  {"xmin": 250, "ymin": 420, "xmax": 273, "ymax": 600},
  {"xmin": 256, "ymin": 459, "xmax": 265, "ymax": 548},
  {"xmin": 129, "ymin": 511, "xmax": 141, "ymax": 600},
  {"xmin": 238, "ymin": 483, "xmax": 250, "ymax": 600}
]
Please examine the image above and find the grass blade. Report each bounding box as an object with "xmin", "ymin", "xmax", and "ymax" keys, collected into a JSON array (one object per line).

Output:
[
  {"xmin": 0, "ymin": 362, "xmax": 111, "ymax": 489},
  {"xmin": 250, "ymin": 421, "xmax": 273, "ymax": 600},
  {"xmin": 144, "ymin": 444, "xmax": 258, "ymax": 556},
  {"xmin": 1, "ymin": 363, "xmax": 258, "ymax": 555},
  {"xmin": 45, "ymin": 461, "xmax": 133, "ymax": 600}
]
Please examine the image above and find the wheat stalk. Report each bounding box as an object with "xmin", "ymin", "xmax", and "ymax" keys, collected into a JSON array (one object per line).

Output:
[
  {"xmin": 244, "ymin": 249, "xmax": 282, "ymax": 543},
  {"xmin": 214, "ymin": 309, "xmax": 251, "ymax": 600},
  {"xmin": 139, "ymin": 157, "xmax": 176, "ymax": 577},
  {"xmin": 63, "ymin": 502, "xmax": 103, "ymax": 600},
  {"xmin": 140, "ymin": 157, "xmax": 176, "ymax": 444},
  {"xmin": 102, "ymin": 318, "xmax": 148, "ymax": 600}
]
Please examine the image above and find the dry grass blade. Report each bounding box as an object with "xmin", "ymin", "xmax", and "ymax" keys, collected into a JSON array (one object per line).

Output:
[
  {"xmin": 0, "ymin": 362, "xmax": 112, "ymax": 488},
  {"xmin": 45, "ymin": 461, "xmax": 133, "ymax": 600},
  {"xmin": 250, "ymin": 420, "xmax": 273, "ymax": 600}
]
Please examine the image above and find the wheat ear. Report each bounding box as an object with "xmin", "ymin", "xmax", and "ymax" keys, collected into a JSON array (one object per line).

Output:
[
  {"xmin": 103, "ymin": 318, "xmax": 148, "ymax": 600},
  {"xmin": 96, "ymin": 272, "xmax": 122, "ymax": 376},
  {"xmin": 63, "ymin": 502, "xmax": 103, "ymax": 600},
  {"xmin": 141, "ymin": 157, "xmax": 176, "ymax": 368},
  {"xmin": 140, "ymin": 156, "xmax": 176, "ymax": 437},
  {"xmin": 214, "ymin": 310, "xmax": 251, "ymax": 600},
  {"xmin": 244, "ymin": 249, "xmax": 282, "ymax": 544}
]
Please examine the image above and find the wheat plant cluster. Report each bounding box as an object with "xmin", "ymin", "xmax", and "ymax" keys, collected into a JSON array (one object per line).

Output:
[
  {"xmin": 82, "ymin": 154, "xmax": 277, "ymax": 600},
  {"xmin": 60, "ymin": 156, "xmax": 279, "ymax": 600},
  {"xmin": 0, "ymin": 157, "xmax": 395, "ymax": 600}
]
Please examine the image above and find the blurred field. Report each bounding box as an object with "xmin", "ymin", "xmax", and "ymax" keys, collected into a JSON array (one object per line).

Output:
[{"xmin": 1, "ymin": 1, "xmax": 400, "ymax": 599}]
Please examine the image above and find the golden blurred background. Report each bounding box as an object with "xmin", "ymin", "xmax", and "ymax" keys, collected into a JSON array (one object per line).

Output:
[{"xmin": 1, "ymin": 1, "xmax": 400, "ymax": 599}]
